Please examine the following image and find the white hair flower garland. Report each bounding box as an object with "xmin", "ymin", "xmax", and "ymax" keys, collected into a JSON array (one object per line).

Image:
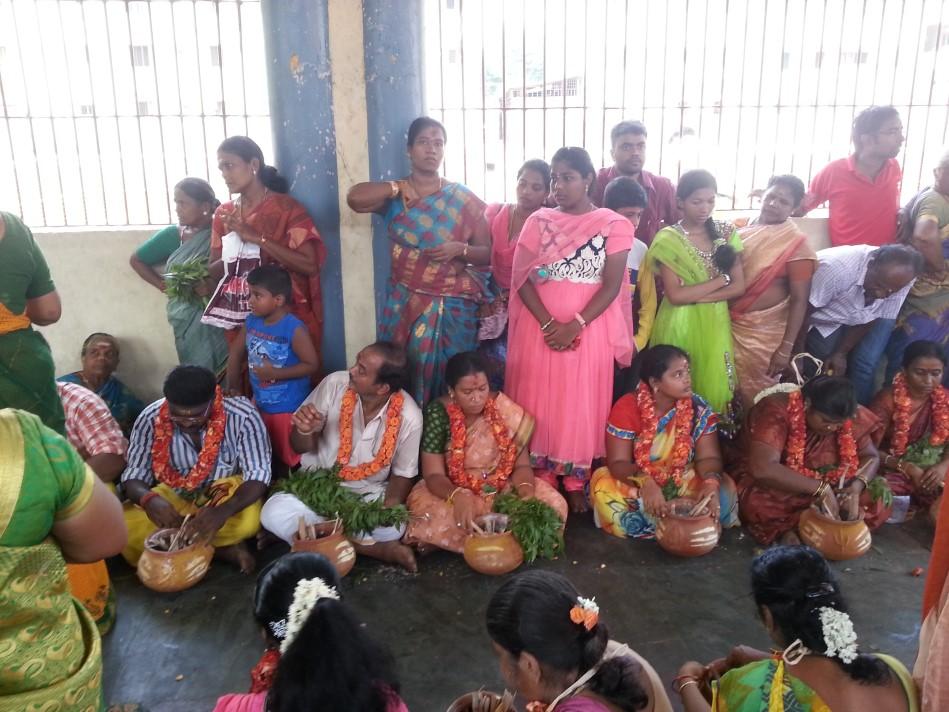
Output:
[
  {"xmin": 279, "ymin": 576, "xmax": 340, "ymax": 654},
  {"xmin": 818, "ymin": 606, "xmax": 858, "ymax": 664}
]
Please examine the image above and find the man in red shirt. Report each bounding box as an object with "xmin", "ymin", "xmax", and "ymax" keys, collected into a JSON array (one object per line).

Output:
[
  {"xmin": 798, "ymin": 105, "xmax": 904, "ymax": 247},
  {"xmin": 592, "ymin": 120, "xmax": 677, "ymax": 244}
]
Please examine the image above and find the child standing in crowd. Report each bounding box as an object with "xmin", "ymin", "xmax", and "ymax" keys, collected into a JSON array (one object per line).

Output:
[{"xmin": 227, "ymin": 265, "xmax": 319, "ymax": 471}]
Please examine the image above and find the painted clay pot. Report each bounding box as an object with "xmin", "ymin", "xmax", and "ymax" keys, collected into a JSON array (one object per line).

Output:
[
  {"xmin": 446, "ymin": 690, "xmax": 504, "ymax": 712},
  {"xmin": 291, "ymin": 520, "xmax": 357, "ymax": 577},
  {"xmin": 655, "ymin": 498, "xmax": 721, "ymax": 557},
  {"xmin": 798, "ymin": 507, "xmax": 871, "ymax": 560},
  {"xmin": 137, "ymin": 528, "xmax": 214, "ymax": 593},
  {"xmin": 463, "ymin": 531, "xmax": 524, "ymax": 576}
]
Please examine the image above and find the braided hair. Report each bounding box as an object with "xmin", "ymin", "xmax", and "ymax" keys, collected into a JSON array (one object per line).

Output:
[{"xmin": 675, "ymin": 169, "xmax": 737, "ymax": 273}]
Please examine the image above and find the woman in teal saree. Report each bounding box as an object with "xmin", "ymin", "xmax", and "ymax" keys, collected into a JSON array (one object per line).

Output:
[
  {"xmin": 129, "ymin": 177, "xmax": 229, "ymax": 374},
  {"xmin": 347, "ymin": 117, "xmax": 492, "ymax": 404}
]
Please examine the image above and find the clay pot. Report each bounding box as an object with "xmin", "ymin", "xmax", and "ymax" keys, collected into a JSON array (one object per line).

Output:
[
  {"xmin": 798, "ymin": 507, "xmax": 871, "ymax": 560},
  {"xmin": 463, "ymin": 531, "xmax": 524, "ymax": 575},
  {"xmin": 291, "ymin": 520, "xmax": 356, "ymax": 577},
  {"xmin": 445, "ymin": 690, "xmax": 505, "ymax": 712},
  {"xmin": 137, "ymin": 528, "xmax": 214, "ymax": 593},
  {"xmin": 655, "ymin": 498, "xmax": 721, "ymax": 557}
]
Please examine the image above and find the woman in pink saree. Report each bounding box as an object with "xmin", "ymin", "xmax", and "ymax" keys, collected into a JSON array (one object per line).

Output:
[{"xmin": 505, "ymin": 147, "xmax": 634, "ymax": 512}]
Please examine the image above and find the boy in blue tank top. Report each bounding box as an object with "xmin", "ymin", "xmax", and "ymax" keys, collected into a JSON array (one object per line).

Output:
[{"xmin": 226, "ymin": 265, "xmax": 319, "ymax": 470}]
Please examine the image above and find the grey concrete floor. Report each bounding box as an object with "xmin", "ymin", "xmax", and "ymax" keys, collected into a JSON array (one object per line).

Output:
[{"xmin": 103, "ymin": 515, "xmax": 933, "ymax": 712}]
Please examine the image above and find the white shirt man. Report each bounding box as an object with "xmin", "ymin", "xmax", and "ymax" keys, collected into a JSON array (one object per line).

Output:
[{"xmin": 260, "ymin": 343, "xmax": 422, "ymax": 570}]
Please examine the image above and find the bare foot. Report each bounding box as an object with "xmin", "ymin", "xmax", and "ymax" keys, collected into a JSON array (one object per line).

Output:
[
  {"xmin": 256, "ymin": 529, "xmax": 280, "ymax": 551},
  {"xmin": 778, "ymin": 530, "xmax": 802, "ymax": 546},
  {"xmin": 215, "ymin": 542, "xmax": 256, "ymax": 574},
  {"xmin": 353, "ymin": 540, "xmax": 418, "ymax": 573},
  {"xmin": 566, "ymin": 490, "xmax": 589, "ymax": 514}
]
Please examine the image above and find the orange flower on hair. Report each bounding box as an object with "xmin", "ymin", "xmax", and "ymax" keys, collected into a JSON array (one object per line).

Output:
[{"xmin": 569, "ymin": 596, "xmax": 599, "ymax": 631}]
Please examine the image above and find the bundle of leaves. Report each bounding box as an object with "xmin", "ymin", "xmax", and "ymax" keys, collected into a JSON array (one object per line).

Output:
[
  {"xmin": 164, "ymin": 258, "xmax": 210, "ymax": 306},
  {"xmin": 492, "ymin": 492, "xmax": 564, "ymax": 563},
  {"xmin": 866, "ymin": 476, "xmax": 894, "ymax": 508},
  {"xmin": 904, "ymin": 437, "xmax": 948, "ymax": 470},
  {"xmin": 273, "ymin": 466, "xmax": 409, "ymax": 535}
]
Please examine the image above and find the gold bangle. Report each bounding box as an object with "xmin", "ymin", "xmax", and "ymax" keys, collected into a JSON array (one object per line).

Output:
[
  {"xmin": 447, "ymin": 486, "xmax": 465, "ymax": 505},
  {"xmin": 813, "ymin": 480, "xmax": 828, "ymax": 499},
  {"xmin": 673, "ymin": 678, "xmax": 699, "ymax": 695},
  {"xmin": 389, "ymin": 180, "xmax": 400, "ymax": 198},
  {"xmin": 514, "ymin": 481, "xmax": 535, "ymax": 491}
]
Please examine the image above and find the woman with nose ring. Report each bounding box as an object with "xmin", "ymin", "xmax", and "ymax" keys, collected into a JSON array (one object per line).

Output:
[
  {"xmin": 404, "ymin": 351, "xmax": 567, "ymax": 555},
  {"xmin": 347, "ymin": 116, "xmax": 492, "ymax": 405},
  {"xmin": 734, "ymin": 376, "xmax": 890, "ymax": 547},
  {"xmin": 870, "ymin": 340, "xmax": 949, "ymax": 510}
]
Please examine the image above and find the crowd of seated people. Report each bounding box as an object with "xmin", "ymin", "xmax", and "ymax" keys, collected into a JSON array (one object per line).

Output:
[{"xmin": 1, "ymin": 102, "xmax": 948, "ymax": 710}]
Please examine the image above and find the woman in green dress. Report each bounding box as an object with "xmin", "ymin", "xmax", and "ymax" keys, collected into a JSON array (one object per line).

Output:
[
  {"xmin": 674, "ymin": 546, "xmax": 918, "ymax": 711},
  {"xmin": 641, "ymin": 170, "xmax": 746, "ymax": 422},
  {"xmin": 0, "ymin": 408, "xmax": 127, "ymax": 711},
  {"xmin": 0, "ymin": 211, "xmax": 65, "ymax": 434},
  {"xmin": 129, "ymin": 178, "xmax": 229, "ymax": 374}
]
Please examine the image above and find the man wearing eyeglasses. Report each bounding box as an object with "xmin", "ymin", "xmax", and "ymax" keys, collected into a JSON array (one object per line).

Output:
[
  {"xmin": 797, "ymin": 105, "xmax": 904, "ymax": 249},
  {"xmin": 121, "ymin": 365, "xmax": 272, "ymax": 575}
]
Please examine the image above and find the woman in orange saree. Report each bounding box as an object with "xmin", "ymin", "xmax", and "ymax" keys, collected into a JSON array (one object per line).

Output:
[
  {"xmin": 870, "ymin": 340, "xmax": 948, "ymax": 509},
  {"xmin": 734, "ymin": 377, "xmax": 889, "ymax": 546},
  {"xmin": 405, "ymin": 352, "xmax": 567, "ymax": 553}
]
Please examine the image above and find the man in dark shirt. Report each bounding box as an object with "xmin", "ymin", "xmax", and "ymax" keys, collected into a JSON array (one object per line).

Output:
[{"xmin": 591, "ymin": 120, "xmax": 677, "ymax": 244}]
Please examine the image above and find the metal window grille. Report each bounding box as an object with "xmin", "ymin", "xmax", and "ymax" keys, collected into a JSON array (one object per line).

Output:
[
  {"xmin": 0, "ymin": 0, "xmax": 272, "ymax": 228},
  {"xmin": 424, "ymin": 0, "xmax": 949, "ymax": 208}
]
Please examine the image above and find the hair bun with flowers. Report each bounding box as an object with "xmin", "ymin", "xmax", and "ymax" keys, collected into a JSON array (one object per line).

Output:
[
  {"xmin": 569, "ymin": 596, "xmax": 599, "ymax": 631},
  {"xmin": 279, "ymin": 576, "xmax": 340, "ymax": 653},
  {"xmin": 817, "ymin": 606, "xmax": 858, "ymax": 664}
]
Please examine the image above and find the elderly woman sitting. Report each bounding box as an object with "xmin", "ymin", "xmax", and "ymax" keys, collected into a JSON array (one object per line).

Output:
[{"xmin": 58, "ymin": 332, "xmax": 144, "ymax": 435}]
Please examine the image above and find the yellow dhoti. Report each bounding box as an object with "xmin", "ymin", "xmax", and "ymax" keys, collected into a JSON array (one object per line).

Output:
[{"xmin": 121, "ymin": 475, "xmax": 262, "ymax": 565}]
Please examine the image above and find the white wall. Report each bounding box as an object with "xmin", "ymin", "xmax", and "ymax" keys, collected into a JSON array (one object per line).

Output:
[
  {"xmin": 32, "ymin": 216, "xmax": 831, "ymax": 403},
  {"xmin": 34, "ymin": 227, "xmax": 179, "ymax": 403}
]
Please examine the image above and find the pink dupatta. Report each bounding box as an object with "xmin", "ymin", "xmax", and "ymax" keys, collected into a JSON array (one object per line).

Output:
[{"xmin": 510, "ymin": 207, "xmax": 635, "ymax": 366}]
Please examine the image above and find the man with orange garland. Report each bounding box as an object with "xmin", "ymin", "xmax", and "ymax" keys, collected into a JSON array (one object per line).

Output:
[
  {"xmin": 121, "ymin": 365, "xmax": 272, "ymax": 574},
  {"xmin": 259, "ymin": 342, "xmax": 422, "ymax": 572}
]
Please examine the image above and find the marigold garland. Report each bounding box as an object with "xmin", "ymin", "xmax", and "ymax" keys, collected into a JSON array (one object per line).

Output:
[
  {"xmin": 632, "ymin": 382, "xmax": 694, "ymax": 489},
  {"xmin": 336, "ymin": 388, "xmax": 404, "ymax": 481},
  {"xmin": 784, "ymin": 389, "xmax": 858, "ymax": 481},
  {"xmin": 890, "ymin": 372, "xmax": 949, "ymax": 457},
  {"xmin": 151, "ymin": 386, "xmax": 226, "ymax": 491},
  {"xmin": 446, "ymin": 398, "xmax": 517, "ymax": 494}
]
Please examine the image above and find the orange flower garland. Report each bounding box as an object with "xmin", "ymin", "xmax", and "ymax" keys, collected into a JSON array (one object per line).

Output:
[
  {"xmin": 784, "ymin": 389, "xmax": 858, "ymax": 481},
  {"xmin": 151, "ymin": 387, "xmax": 226, "ymax": 491},
  {"xmin": 632, "ymin": 382, "xmax": 694, "ymax": 489},
  {"xmin": 445, "ymin": 398, "xmax": 517, "ymax": 494},
  {"xmin": 890, "ymin": 372, "xmax": 949, "ymax": 457},
  {"xmin": 336, "ymin": 388, "xmax": 404, "ymax": 481}
]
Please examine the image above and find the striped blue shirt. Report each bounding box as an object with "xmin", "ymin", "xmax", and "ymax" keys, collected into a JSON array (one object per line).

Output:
[{"xmin": 121, "ymin": 396, "xmax": 272, "ymax": 488}]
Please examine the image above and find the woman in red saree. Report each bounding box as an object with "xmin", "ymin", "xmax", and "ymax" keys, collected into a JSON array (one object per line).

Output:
[
  {"xmin": 734, "ymin": 377, "xmax": 888, "ymax": 545},
  {"xmin": 870, "ymin": 340, "xmax": 949, "ymax": 509},
  {"xmin": 730, "ymin": 175, "xmax": 816, "ymax": 408},
  {"xmin": 204, "ymin": 136, "xmax": 326, "ymax": 360},
  {"xmin": 505, "ymin": 147, "xmax": 634, "ymax": 512}
]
